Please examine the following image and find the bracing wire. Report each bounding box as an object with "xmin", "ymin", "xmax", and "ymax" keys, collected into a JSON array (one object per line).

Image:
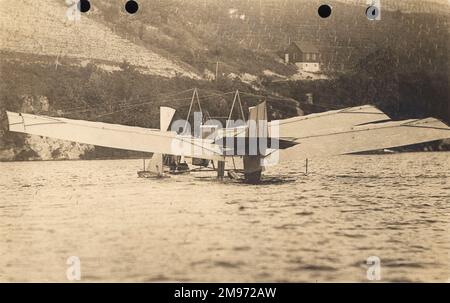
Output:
[{"xmin": 57, "ymin": 88, "xmax": 321, "ymax": 121}]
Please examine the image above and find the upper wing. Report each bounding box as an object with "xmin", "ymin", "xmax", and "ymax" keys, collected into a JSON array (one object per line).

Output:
[
  {"xmin": 270, "ymin": 105, "xmax": 391, "ymax": 140},
  {"xmin": 6, "ymin": 111, "xmax": 225, "ymax": 161},
  {"xmin": 216, "ymin": 105, "xmax": 388, "ymax": 141}
]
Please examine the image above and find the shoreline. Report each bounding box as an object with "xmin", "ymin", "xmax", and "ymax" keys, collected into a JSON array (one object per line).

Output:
[{"xmin": 1, "ymin": 150, "xmax": 449, "ymax": 163}]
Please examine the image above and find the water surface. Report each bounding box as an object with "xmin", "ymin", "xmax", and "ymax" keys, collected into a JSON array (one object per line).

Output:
[{"xmin": 0, "ymin": 153, "xmax": 449, "ymax": 282}]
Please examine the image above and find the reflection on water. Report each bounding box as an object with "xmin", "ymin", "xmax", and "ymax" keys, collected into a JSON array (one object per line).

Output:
[{"xmin": 0, "ymin": 153, "xmax": 449, "ymax": 282}]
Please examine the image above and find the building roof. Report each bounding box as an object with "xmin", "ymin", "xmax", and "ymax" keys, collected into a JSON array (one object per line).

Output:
[{"xmin": 292, "ymin": 42, "xmax": 319, "ymax": 53}]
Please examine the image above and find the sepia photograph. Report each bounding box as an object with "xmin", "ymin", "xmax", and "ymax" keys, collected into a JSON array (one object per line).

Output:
[{"xmin": 0, "ymin": 0, "xmax": 449, "ymax": 288}]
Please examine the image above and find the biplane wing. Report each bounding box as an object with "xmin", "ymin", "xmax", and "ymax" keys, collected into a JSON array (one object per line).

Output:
[
  {"xmin": 6, "ymin": 111, "xmax": 225, "ymax": 161},
  {"xmin": 270, "ymin": 105, "xmax": 390, "ymax": 140},
  {"xmin": 275, "ymin": 115, "xmax": 450, "ymax": 160},
  {"xmin": 211, "ymin": 104, "xmax": 449, "ymax": 160},
  {"xmin": 6, "ymin": 104, "xmax": 450, "ymax": 164},
  {"xmin": 215, "ymin": 105, "xmax": 390, "ymax": 141}
]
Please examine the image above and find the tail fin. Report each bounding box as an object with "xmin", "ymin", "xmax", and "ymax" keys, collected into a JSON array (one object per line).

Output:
[
  {"xmin": 247, "ymin": 101, "xmax": 268, "ymax": 137},
  {"xmin": 243, "ymin": 101, "xmax": 268, "ymax": 183},
  {"xmin": 160, "ymin": 107, "xmax": 176, "ymax": 131}
]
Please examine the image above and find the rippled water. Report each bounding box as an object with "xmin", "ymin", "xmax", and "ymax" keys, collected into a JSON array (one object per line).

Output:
[{"xmin": 0, "ymin": 152, "xmax": 449, "ymax": 282}]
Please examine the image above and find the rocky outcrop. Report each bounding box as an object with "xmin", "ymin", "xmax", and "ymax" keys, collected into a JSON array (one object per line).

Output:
[
  {"xmin": 0, "ymin": 135, "xmax": 93, "ymax": 161},
  {"xmin": 0, "ymin": 93, "xmax": 94, "ymax": 161},
  {"xmin": 20, "ymin": 95, "xmax": 50, "ymax": 113},
  {"xmin": 25, "ymin": 136, "xmax": 93, "ymax": 161}
]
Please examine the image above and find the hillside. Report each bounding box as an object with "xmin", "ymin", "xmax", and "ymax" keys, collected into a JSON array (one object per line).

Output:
[
  {"xmin": 1, "ymin": 0, "xmax": 447, "ymax": 79},
  {"xmin": 0, "ymin": 0, "xmax": 198, "ymax": 78},
  {"xmin": 88, "ymin": 0, "xmax": 448, "ymax": 75}
]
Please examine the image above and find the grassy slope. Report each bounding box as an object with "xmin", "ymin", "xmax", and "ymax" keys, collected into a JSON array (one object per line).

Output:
[
  {"xmin": 91, "ymin": 0, "xmax": 448, "ymax": 74},
  {"xmin": 0, "ymin": 0, "xmax": 198, "ymax": 78}
]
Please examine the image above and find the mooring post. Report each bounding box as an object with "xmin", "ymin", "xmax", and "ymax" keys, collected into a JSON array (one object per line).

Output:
[{"xmin": 305, "ymin": 158, "xmax": 309, "ymax": 175}]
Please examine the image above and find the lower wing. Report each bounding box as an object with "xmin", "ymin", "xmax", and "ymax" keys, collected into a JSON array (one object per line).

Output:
[{"xmin": 6, "ymin": 111, "xmax": 225, "ymax": 161}]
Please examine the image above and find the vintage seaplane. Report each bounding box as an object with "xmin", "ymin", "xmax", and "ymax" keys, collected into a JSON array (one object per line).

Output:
[{"xmin": 6, "ymin": 89, "xmax": 450, "ymax": 183}]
